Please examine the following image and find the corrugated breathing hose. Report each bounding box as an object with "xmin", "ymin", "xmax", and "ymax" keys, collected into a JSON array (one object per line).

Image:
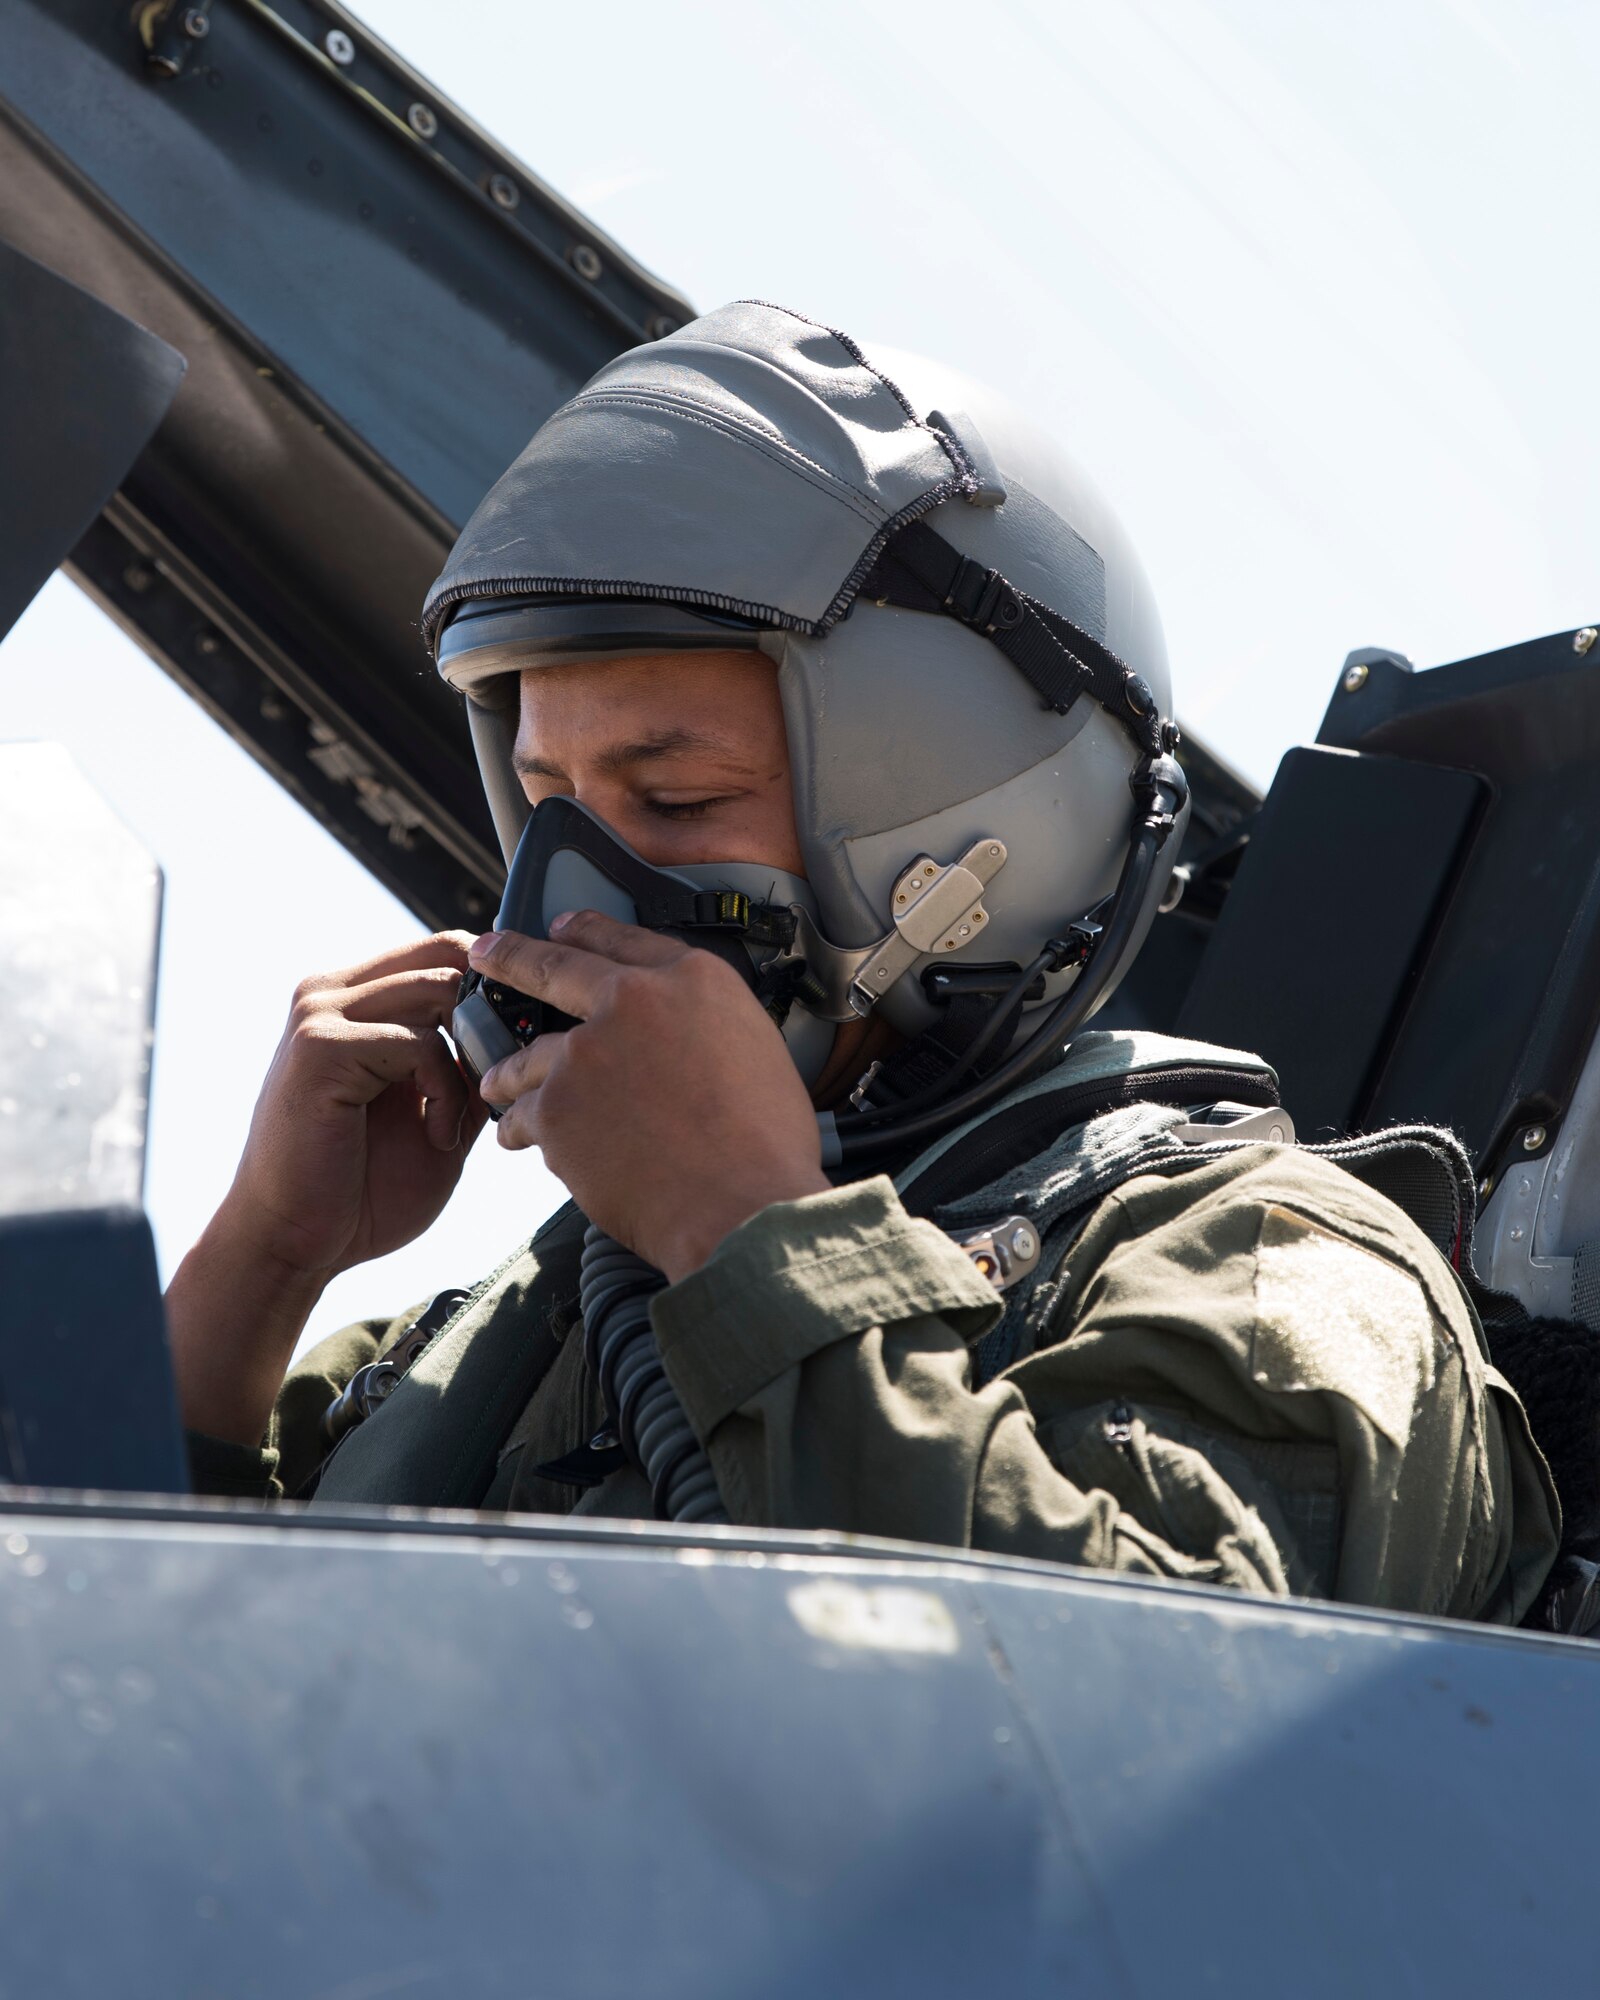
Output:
[{"xmin": 579, "ymin": 1224, "xmax": 728, "ymax": 1524}]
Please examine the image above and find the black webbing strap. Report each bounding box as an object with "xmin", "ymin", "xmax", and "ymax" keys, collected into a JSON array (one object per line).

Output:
[
  {"xmin": 858, "ymin": 990, "xmax": 1018, "ymax": 1110},
  {"xmin": 858, "ymin": 518, "xmax": 1168, "ymax": 759},
  {"xmin": 645, "ymin": 883, "xmax": 796, "ymax": 951}
]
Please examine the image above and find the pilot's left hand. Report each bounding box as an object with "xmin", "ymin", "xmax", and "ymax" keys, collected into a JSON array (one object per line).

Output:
[{"xmin": 470, "ymin": 910, "xmax": 830, "ymax": 1280}]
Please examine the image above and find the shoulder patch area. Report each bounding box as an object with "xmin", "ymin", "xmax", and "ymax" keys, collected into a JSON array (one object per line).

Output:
[{"xmin": 1251, "ymin": 1204, "xmax": 1440, "ymax": 1448}]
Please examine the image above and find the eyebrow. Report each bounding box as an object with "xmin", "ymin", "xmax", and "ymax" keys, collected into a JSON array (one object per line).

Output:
[{"xmin": 514, "ymin": 725, "xmax": 755, "ymax": 781}]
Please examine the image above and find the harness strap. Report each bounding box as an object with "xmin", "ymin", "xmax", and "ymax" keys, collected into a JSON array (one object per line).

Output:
[{"xmin": 926, "ymin": 1098, "xmax": 1478, "ymax": 1390}]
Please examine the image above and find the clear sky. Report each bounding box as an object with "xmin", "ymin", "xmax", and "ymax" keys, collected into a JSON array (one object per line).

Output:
[{"xmin": 4, "ymin": 0, "xmax": 1596, "ymax": 1349}]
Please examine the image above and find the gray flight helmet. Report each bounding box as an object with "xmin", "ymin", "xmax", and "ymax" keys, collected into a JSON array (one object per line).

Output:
[{"xmin": 426, "ymin": 300, "xmax": 1184, "ymax": 1045}]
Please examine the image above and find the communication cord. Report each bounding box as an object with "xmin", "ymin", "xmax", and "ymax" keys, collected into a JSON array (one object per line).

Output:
[{"xmin": 579, "ymin": 1225, "xmax": 729, "ymax": 1525}]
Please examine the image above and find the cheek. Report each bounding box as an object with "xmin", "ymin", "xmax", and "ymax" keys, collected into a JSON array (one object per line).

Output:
[{"xmin": 745, "ymin": 776, "xmax": 806, "ymax": 877}]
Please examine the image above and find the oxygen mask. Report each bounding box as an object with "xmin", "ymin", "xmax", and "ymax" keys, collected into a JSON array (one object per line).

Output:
[{"xmin": 451, "ymin": 796, "xmax": 836, "ymax": 1106}]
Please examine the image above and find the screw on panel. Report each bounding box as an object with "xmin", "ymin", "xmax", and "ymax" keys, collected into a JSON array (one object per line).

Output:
[
  {"xmin": 122, "ymin": 563, "xmax": 154, "ymax": 593},
  {"xmin": 194, "ymin": 630, "xmax": 221, "ymax": 658},
  {"xmin": 1522, "ymin": 1125, "xmax": 1548, "ymax": 1153},
  {"xmin": 1342, "ymin": 662, "xmax": 1369, "ymax": 693},
  {"xmin": 569, "ymin": 244, "xmax": 604, "ymax": 282},
  {"xmin": 324, "ymin": 28, "xmax": 355, "ymax": 65},
  {"xmin": 1575, "ymin": 628, "xmax": 1598, "ymax": 656},
  {"xmin": 407, "ymin": 102, "xmax": 437, "ymax": 139},
  {"xmin": 182, "ymin": 7, "xmax": 210, "ymax": 36},
  {"xmin": 647, "ymin": 314, "xmax": 678, "ymax": 339},
  {"xmin": 487, "ymin": 173, "xmax": 520, "ymax": 210}
]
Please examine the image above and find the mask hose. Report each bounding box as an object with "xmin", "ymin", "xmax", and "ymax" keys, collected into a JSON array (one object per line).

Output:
[{"xmin": 579, "ymin": 1225, "xmax": 729, "ymax": 1525}]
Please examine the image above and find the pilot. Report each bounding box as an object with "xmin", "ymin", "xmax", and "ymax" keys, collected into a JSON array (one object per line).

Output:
[{"xmin": 166, "ymin": 301, "xmax": 1558, "ymax": 1619}]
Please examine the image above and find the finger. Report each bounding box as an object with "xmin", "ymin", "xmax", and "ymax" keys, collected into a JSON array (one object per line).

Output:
[
  {"xmin": 467, "ymin": 930, "xmax": 619, "ymax": 1022},
  {"xmin": 478, "ymin": 1032, "xmax": 561, "ymax": 1109},
  {"xmin": 336, "ymin": 965, "xmax": 469, "ymax": 1032},
  {"xmin": 494, "ymin": 1086, "xmax": 544, "ymax": 1154},
  {"xmin": 292, "ymin": 1018, "xmax": 461, "ymax": 1107},
  {"xmin": 335, "ymin": 1025, "xmax": 471, "ymax": 1152},
  {"xmin": 457, "ymin": 1084, "xmax": 494, "ymax": 1151},
  {"xmin": 547, "ymin": 907, "xmax": 687, "ymax": 968},
  {"xmin": 301, "ymin": 929, "xmax": 474, "ymax": 999},
  {"xmin": 414, "ymin": 1031, "xmax": 471, "ymax": 1150}
]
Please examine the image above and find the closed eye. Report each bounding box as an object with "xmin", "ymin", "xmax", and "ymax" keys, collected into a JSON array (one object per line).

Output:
[{"xmin": 646, "ymin": 796, "xmax": 736, "ymax": 821}]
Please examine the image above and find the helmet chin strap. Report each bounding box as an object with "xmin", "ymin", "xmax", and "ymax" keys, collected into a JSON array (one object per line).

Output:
[{"xmin": 819, "ymin": 753, "xmax": 1189, "ymax": 1168}]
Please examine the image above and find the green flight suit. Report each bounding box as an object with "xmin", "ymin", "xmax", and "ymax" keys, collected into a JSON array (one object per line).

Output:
[{"xmin": 190, "ymin": 1048, "xmax": 1560, "ymax": 1624}]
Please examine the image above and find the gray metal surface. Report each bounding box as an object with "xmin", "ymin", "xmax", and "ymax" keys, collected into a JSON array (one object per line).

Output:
[
  {"xmin": 0, "ymin": 241, "xmax": 184, "ymax": 645},
  {"xmin": 1478, "ymin": 1003, "xmax": 1600, "ymax": 1324},
  {"xmin": 0, "ymin": 1501, "xmax": 1591, "ymax": 1997}
]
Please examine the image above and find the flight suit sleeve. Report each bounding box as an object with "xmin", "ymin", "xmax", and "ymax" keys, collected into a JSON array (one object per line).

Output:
[
  {"xmin": 185, "ymin": 1301, "xmax": 428, "ymax": 1501},
  {"xmin": 652, "ymin": 1170, "xmax": 1558, "ymax": 1617},
  {"xmin": 652, "ymin": 1176, "xmax": 1297, "ymax": 1597}
]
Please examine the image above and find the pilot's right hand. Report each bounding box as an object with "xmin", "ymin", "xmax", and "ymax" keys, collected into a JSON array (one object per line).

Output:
[
  {"xmin": 217, "ymin": 931, "xmax": 488, "ymax": 1280},
  {"xmin": 164, "ymin": 933, "xmax": 489, "ymax": 1446}
]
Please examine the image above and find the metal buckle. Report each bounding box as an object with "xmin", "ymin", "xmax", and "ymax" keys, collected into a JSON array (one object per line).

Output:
[
  {"xmin": 1170, "ymin": 1104, "xmax": 1294, "ymax": 1147},
  {"xmin": 945, "ymin": 557, "xmax": 1023, "ymax": 636},
  {"xmin": 947, "ymin": 1214, "xmax": 1042, "ymax": 1292}
]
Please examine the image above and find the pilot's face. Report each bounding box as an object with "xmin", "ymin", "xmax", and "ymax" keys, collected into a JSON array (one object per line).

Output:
[{"xmin": 513, "ymin": 649, "xmax": 805, "ymax": 878}]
